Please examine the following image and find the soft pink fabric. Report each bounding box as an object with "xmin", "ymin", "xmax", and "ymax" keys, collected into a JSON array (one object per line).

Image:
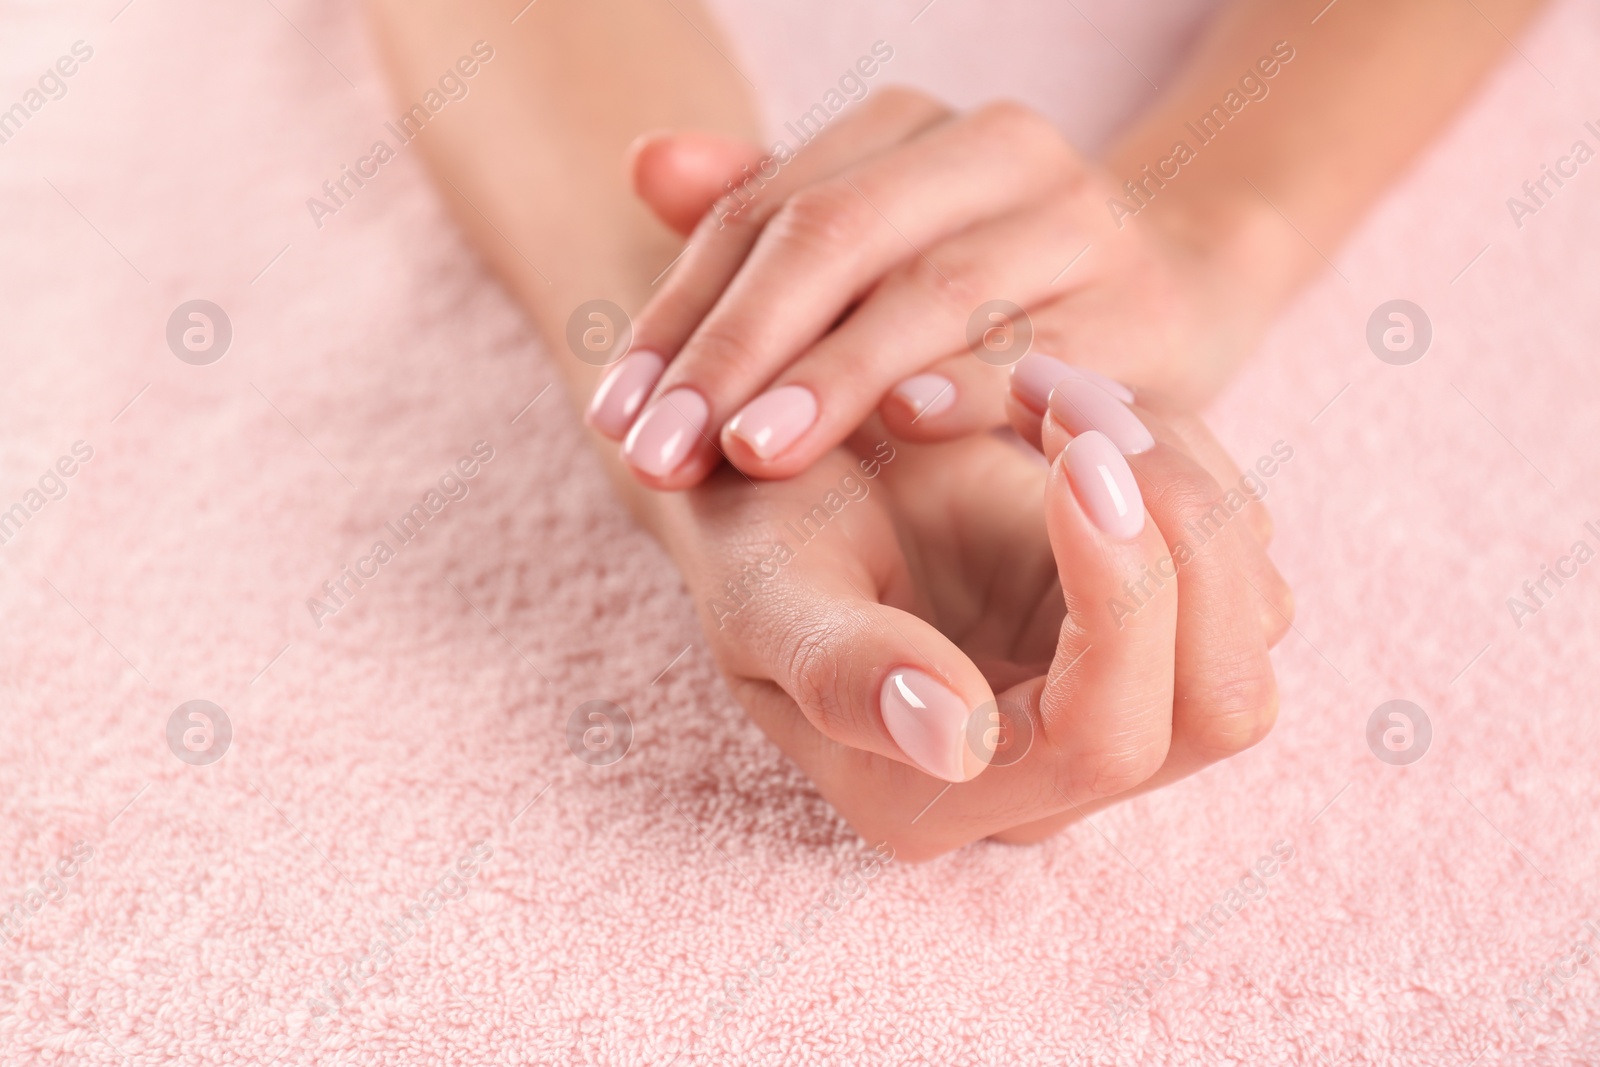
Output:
[{"xmin": 4, "ymin": 1, "xmax": 1599, "ymax": 1064}]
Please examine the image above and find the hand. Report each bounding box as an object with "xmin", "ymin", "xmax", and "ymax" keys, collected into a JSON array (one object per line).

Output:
[
  {"xmin": 659, "ymin": 385, "xmax": 1290, "ymax": 860},
  {"xmin": 589, "ymin": 87, "xmax": 1263, "ymax": 491}
]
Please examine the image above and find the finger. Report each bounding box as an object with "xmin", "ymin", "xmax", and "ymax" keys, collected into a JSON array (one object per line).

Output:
[
  {"xmin": 1007, "ymin": 352, "xmax": 1273, "ymax": 548},
  {"xmin": 719, "ymin": 202, "xmax": 1092, "ymax": 476},
  {"xmin": 1006, "ymin": 352, "xmax": 1134, "ymax": 453},
  {"xmin": 1111, "ymin": 407, "xmax": 1282, "ymax": 762},
  {"xmin": 878, "ymin": 353, "xmax": 1010, "ymax": 442},
  {"xmin": 1033, "ymin": 431, "xmax": 1179, "ymax": 804},
  {"xmin": 1117, "ymin": 404, "xmax": 1291, "ymax": 646},
  {"xmin": 736, "ymin": 432, "xmax": 1178, "ymax": 857},
  {"xmin": 993, "ymin": 410, "xmax": 1285, "ymax": 845},
  {"xmin": 1139, "ymin": 417, "xmax": 1288, "ymax": 644},
  {"xmin": 630, "ymin": 89, "xmax": 952, "ymax": 366},
  {"xmin": 628, "ymin": 129, "xmax": 767, "ymax": 236},
  {"xmin": 705, "ymin": 503, "xmax": 997, "ymax": 783},
  {"xmin": 1138, "ymin": 396, "xmax": 1276, "ymax": 548},
  {"xmin": 636, "ymin": 105, "xmax": 1080, "ymax": 486},
  {"xmin": 728, "ymin": 678, "xmax": 963, "ymax": 861},
  {"xmin": 1039, "ymin": 378, "xmax": 1292, "ymax": 644},
  {"xmin": 588, "ymin": 89, "xmax": 950, "ymax": 445}
]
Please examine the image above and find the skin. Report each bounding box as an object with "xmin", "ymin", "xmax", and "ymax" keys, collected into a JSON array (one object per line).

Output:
[
  {"xmin": 365, "ymin": 0, "xmax": 1540, "ymax": 858},
  {"xmin": 608, "ymin": 0, "xmax": 1548, "ymax": 489}
]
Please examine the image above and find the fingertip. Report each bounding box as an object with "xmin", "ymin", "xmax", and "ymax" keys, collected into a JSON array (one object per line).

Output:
[
  {"xmin": 619, "ymin": 446, "xmax": 720, "ymax": 492},
  {"xmin": 879, "ymin": 666, "xmax": 993, "ymax": 783},
  {"xmin": 587, "ymin": 349, "xmax": 665, "ymax": 440},
  {"xmin": 1039, "ymin": 409, "xmax": 1070, "ymax": 462},
  {"xmin": 1259, "ymin": 571, "xmax": 1294, "ymax": 647},
  {"xmin": 624, "ymin": 128, "xmax": 673, "ymax": 187},
  {"xmin": 723, "ymin": 384, "xmax": 818, "ymax": 464},
  {"xmin": 888, "ymin": 372, "xmax": 956, "ymax": 420},
  {"xmin": 1009, "ymin": 353, "xmax": 1071, "ymax": 414},
  {"xmin": 1010, "ymin": 353, "xmax": 1137, "ymax": 420},
  {"xmin": 1057, "ymin": 430, "xmax": 1145, "ymax": 541},
  {"xmin": 621, "ymin": 387, "xmax": 721, "ymax": 489},
  {"xmin": 627, "ymin": 129, "xmax": 768, "ymax": 235}
]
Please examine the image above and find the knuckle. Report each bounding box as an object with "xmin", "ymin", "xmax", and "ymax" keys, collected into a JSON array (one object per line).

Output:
[
  {"xmin": 1188, "ymin": 664, "xmax": 1279, "ymax": 759},
  {"xmin": 1252, "ymin": 503, "xmax": 1276, "ymax": 546},
  {"xmin": 1147, "ymin": 475, "xmax": 1235, "ymax": 547},
  {"xmin": 894, "ymin": 256, "xmax": 983, "ymax": 318},
  {"xmin": 681, "ymin": 320, "xmax": 762, "ymax": 386},
  {"xmin": 772, "ymin": 617, "xmax": 851, "ymax": 737},
  {"xmin": 1257, "ymin": 566, "xmax": 1294, "ymax": 643},
  {"xmin": 768, "ymin": 183, "xmax": 875, "ymax": 254},
  {"xmin": 704, "ymin": 196, "xmax": 767, "ymax": 236},
  {"xmin": 1064, "ymin": 734, "xmax": 1168, "ymax": 801}
]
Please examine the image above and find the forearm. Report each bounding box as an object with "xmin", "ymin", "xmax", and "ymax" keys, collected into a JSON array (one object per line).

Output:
[
  {"xmin": 363, "ymin": 0, "xmax": 759, "ymax": 534},
  {"xmin": 1104, "ymin": 0, "xmax": 1547, "ymax": 325}
]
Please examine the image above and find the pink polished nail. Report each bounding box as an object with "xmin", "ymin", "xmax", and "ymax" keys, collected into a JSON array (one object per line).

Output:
[
  {"xmin": 1061, "ymin": 430, "xmax": 1145, "ymax": 540},
  {"xmin": 726, "ymin": 384, "xmax": 817, "ymax": 461},
  {"xmin": 1010, "ymin": 353, "xmax": 1134, "ymax": 412},
  {"xmin": 891, "ymin": 374, "xmax": 957, "ymax": 421},
  {"xmin": 880, "ymin": 667, "xmax": 984, "ymax": 782},
  {"xmin": 1073, "ymin": 366, "xmax": 1135, "ymax": 404},
  {"xmin": 586, "ymin": 350, "xmax": 665, "ymax": 439},
  {"xmin": 1047, "ymin": 378, "xmax": 1154, "ymax": 455},
  {"xmin": 623, "ymin": 387, "xmax": 708, "ymax": 478}
]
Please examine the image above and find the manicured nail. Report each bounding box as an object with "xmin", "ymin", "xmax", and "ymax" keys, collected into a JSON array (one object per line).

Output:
[
  {"xmin": 1061, "ymin": 430, "xmax": 1145, "ymax": 540},
  {"xmin": 1047, "ymin": 378, "xmax": 1154, "ymax": 455},
  {"xmin": 890, "ymin": 374, "xmax": 957, "ymax": 421},
  {"xmin": 880, "ymin": 667, "xmax": 980, "ymax": 782},
  {"xmin": 725, "ymin": 384, "xmax": 817, "ymax": 461},
  {"xmin": 623, "ymin": 387, "xmax": 707, "ymax": 478},
  {"xmin": 1073, "ymin": 366, "xmax": 1135, "ymax": 404},
  {"xmin": 1010, "ymin": 354, "xmax": 1134, "ymax": 412},
  {"xmin": 586, "ymin": 350, "xmax": 665, "ymax": 438}
]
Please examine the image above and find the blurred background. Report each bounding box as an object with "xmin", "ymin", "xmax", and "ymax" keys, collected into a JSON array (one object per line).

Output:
[{"xmin": 3, "ymin": 1, "xmax": 1599, "ymax": 1063}]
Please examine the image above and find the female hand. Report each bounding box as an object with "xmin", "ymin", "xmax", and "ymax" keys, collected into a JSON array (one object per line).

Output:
[
  {"xmin": 661, "ymin": 380, "xmax": 1291, "ymax": 860},
  {"xmin": 589, "ymin": 87, "xmax": 1263, "ymax": 490}
]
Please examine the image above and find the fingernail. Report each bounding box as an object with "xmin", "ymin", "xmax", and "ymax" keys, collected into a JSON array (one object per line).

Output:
[
  {"xmin": 1062, "ymin": 430, "xmax": 1145, "ymax": 539},
  {"xmin": 725, "ymin": 384, "xmax": 817, "ymax": 461},
  {"xmin": 880, "ymin": 667, "xmax": 978, "ymax": 782},
  {"xmin": 1073, "ymin": 366, "xmax": 1135, "ymax": 404},
  {"xmin": 1047, "ymin": 378, "xmax": 1154, "ymax": 455},
  {"xmin": 1010, "ymin": 353, "xmax": 1134, "ymax": 412},
  {"xmin": 890, "ymin": 374, "xmax": 957, "ymax": 421},
  {"xmin": 623, "ymin": 387, "xmax": 708, "ymax": 478},
  {"xmin": 586, "ymin": 350, "xmax": 665, "ymax": 438}
]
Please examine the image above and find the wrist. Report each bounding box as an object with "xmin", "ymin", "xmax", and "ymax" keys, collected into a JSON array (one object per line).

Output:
[{"xmin": 1098, "ymin": 143, "xmax": 1309, "ymax": 336}]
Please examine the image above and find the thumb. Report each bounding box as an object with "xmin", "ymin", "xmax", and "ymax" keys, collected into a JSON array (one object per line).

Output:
[
  {"xmin": 626, "ymin": 129, "xmax": 766, "ymax": 235},
  {"xmin": 709, "ymin": 545, "xmax": 996, "ymax": 783}
]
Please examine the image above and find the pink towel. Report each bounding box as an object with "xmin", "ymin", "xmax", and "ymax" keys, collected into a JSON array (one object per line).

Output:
[{"xmin": 3, "ymin": 0, "xmax": 1598, "ymax": 1063}]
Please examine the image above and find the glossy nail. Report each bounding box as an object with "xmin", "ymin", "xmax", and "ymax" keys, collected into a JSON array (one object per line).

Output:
[
  {"xmin": 890, "ymin": 374, "xmax": 957, "ymax": 421},
  {"xmin": 623, "ymin": 387, "xmax": 708, "ymax": 478},
  {"xmin": 586, "ymin": 350, "xmax": 665, "ymax": 438},
  {"xmin": 1062, "ymin": 430, "xmax": 1145, "ymax": 540},
  {"xmin": 1010, "ymin": 353, "xmax": 1134, "ymax": 412},
  {"xmin": 880, "ymin": 667, "xmax": 982, "ymax": 782},
  {"xmin": 1073, "ymin": 366, "xmax": 1135, "ymax": 404},
  {"xmin": 726, "ymin": 384, "xmax": 817, "ymax": 461},
  {"xmin": 1047, "ymin": 378, "xmax": 1154, "ymax": 455}
]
